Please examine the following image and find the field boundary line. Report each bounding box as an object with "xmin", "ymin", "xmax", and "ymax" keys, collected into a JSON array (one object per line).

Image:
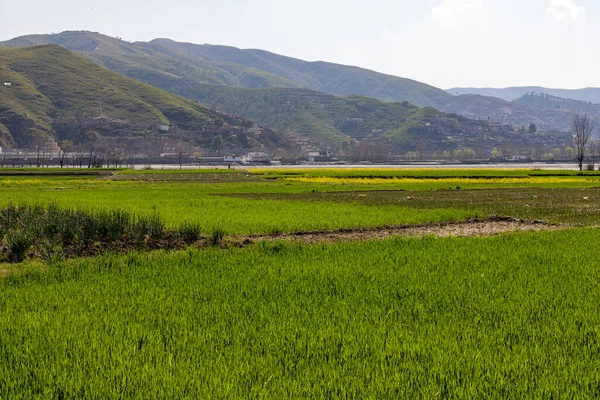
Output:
[{"xmin": 228, "ymin": 217, "xmax": 568, "ymax": 245}]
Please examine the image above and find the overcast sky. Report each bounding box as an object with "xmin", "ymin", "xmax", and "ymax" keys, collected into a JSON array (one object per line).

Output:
[{"xmin": 0, "ymin": 0, "xmax": 597, "ymax": 89}]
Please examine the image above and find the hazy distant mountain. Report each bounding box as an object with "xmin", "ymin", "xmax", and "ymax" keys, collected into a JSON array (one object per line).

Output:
[
  {"xmin": 448, "ymin": 87, "xmax": 600, "ymax": 104},
  {"xmin": 515, "ymin": 92, "xmax": 600, "ymax": 116},
  {"xmin": 0, "ymin": 31, "xmax": 576, "ymax": 133}
]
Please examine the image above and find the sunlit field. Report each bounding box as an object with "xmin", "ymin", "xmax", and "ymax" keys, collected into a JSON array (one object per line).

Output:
[{"xmin": 2, "ymin": 167, "xmax": 600, "ymax": 397}]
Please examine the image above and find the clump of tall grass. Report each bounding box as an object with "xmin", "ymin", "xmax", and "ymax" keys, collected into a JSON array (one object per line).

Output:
[
  {"xmin": 210, "ymin": 225, "xmax": 226, "ymax": 246},
  {"xmin": 0, "ymin": 203, "xmax": 175, "ymax": 262},
  {"xmin": 177, "ymin": 221, "xmax": 202, "ymax": 242},
  {"xmin": 6, "ymin": 230, "xmax": 33, "ymax": 262},
  {"xmin": 132, "ymin": 214, "xmax": 165, "ymax": 243}
]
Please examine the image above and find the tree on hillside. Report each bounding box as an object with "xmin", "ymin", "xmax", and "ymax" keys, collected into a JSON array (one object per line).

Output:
[
  {"xmin": 529, "ymin": 123, "xmax": 537, "ymax": 134},
  {"xmin": 572, "ymin": 113, "xmax": 595, "ymax": 171}
]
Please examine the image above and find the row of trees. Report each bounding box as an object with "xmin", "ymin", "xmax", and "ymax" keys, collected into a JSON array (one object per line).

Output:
[
  {"xmin": 405, "ymin": 113, "xmax": 596, "ymax": 168},
  {"xmin": 405, "ymin": 149, "xmax": 477, "ymax": 161}
]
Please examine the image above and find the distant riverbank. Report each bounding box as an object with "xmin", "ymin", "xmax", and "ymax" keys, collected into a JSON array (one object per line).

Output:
[{"xmin": 134, "ymin": 162, "xmax": 581, "ymax": 171}]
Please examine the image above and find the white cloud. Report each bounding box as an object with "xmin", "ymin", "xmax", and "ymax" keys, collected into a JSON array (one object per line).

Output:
[
  {"xmin": 431, "ymin": 0, "xmax": 484, "ymax": 19},
  {"xmin": 547, "ymin": 0, "xmax": 584, "ymax": 21}
]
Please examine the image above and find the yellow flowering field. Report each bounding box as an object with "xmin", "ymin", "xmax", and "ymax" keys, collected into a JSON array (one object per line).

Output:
[{"xmin": 283, "ymin": 176, "xmax": 592, "ymax": 185}]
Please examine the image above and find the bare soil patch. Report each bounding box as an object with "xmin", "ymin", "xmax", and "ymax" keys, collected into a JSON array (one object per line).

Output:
[
  {"xmin": 107, "ymin": 172, "xmax": 261, "ymax": 183},
  {"xmin": 229, "ymin": 217, "xmax": 563, "ymax": 245}
]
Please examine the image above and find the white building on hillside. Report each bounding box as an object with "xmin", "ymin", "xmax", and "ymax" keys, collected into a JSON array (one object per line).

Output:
[{"xmin": 243, "ymin": 152, "xmax": 270, "ymax": 164}]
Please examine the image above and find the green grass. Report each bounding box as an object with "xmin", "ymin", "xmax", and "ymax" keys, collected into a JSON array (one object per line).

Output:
[
  {"xmin": 2, "ymin": 168, "xmax": 600, "ymax": 397},
  {"xmin": 0, "ymin": 167, "xmax": 117, "ymax": 176},
  {"xmin": 118, "ymin": 168, "xmax": 241, "ymax": 175},
  {"xmin": 1, "ymin": 168, "xmax": 600, "ymax": 233},
  {"xmin": 0, "ymin": 184, "xmax": 476, "ymax": 234},
  {"xmin": 232, "ymin": 186, "xmax": 600, "ymax": 226},
  {"xmin": 2, "ymin": 230, "xmax": 600, "ymax": 397},
  {"xmin": 256, "ymin": 168, "xmax": 600, "ymax": 179}
]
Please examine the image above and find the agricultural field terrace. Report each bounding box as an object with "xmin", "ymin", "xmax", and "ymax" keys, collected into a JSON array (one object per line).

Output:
[{"xmin": 2, "ymin": 167, "xmax": 600, "ymax": 397}]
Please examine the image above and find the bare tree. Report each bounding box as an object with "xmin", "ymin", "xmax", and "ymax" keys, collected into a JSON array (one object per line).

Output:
[
  {"xmin": 85, "ymin": 130, "xmax": 99, "ymax": 169},
  {"xmin": 588, "ymin": 140, "xmax": 600, "ymax": 170},
  {"xmin": 572, "ymin": 113, "xmax": 595, "ymax": 171},
  {"xmin": 59, "ymin": 140, "xmax": 73, "ymax": 168}
]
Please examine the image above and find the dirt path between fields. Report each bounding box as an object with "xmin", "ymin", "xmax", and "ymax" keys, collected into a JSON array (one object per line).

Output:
[
  {"xmin": 228, "ymin": 217, "xmax": 563, "ymax": 245},
  {"xmin": 0, "ymin": 218, "xmax": 567, "ymax": 272}
]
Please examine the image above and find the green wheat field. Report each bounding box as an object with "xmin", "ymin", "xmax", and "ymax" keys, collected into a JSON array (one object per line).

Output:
[{"xmin": 2, "ymin": 167, "xmax": 600, "ymax": 398}]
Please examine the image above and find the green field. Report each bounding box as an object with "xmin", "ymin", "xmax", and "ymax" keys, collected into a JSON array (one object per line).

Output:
[{"xmin": 2, "ymin": 168, "xmax": 600, "ymax": 397}]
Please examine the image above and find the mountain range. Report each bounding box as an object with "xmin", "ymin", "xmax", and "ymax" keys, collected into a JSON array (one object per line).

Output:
[
  {"xmin": 448, "ymin": 87, "xmax": 600, "ymax": 104},
  {"xmin": 0, "ymin": 31, "xmax": 577, "ymax": 133},
  {"xmin": 0, "ymin": 45, "xmax": 291, "ymax": 152},
  {"xmin": 514, "ymin": 92, "xmax": 600, "ymax": 118}
]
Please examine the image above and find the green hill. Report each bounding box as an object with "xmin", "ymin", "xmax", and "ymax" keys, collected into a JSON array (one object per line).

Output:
[
  {"xmin": 0, "ymin": 45, "xmax": 223, "ymax": 148},
  {"xmin": 0, "ymin": 31, "xmax": 461, "ymax": 108},
  {"xmin": 515, "ymin": 92, "xmax": 600, "ymax": 116},
  {"xmin": 0, "ymin": 35, "xmax": 478, "ymax": 150},
  {"xmin": 2, "ymin": 33, "xmax": 570, "ymax": 154},
  {"xmin": 1, "ymin": 31, "xmax": 573, "ymax": 132},
  {"xmin": 171, "ymin": 84, "xmax": 445, "ymax": 144},
  {"xmin": 171, "ymin": 84, "xmax": 503, "ymax": 153},
  {"xmin": 0, "ymin": 42, "xmax": 515, "ymax": 154}
]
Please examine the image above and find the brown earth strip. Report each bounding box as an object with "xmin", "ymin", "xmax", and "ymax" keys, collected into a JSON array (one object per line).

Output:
[
  {"xmin": 227, "ymin": 217, "xmax": 563, "ymax": 246},
  {"xmin": 107, "ymin": 172, "xmax": 261, "ymax": 183},
  {"xmin": 0, "ymin": 217, "xmax": 566, "ymax": 267},
  {"xmin": 0, "ymin": 170, "xmax": 114, "ymax": 177}
]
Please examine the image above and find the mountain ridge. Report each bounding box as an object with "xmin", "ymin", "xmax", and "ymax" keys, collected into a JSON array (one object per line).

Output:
[
  {"xmin": 1, "ymin": 30, "xmax": 569, "ymax": 130},
  {"xmin": 0, "ymin": 45, "xmax": 291, "ymax": 152},
  {"xmin": 0, "ymin": 31, "xmax": 581, "ymax": 154},
  {"xmin": 448, "ymin": 87, "xmax": 600, "ymax": 104}
]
